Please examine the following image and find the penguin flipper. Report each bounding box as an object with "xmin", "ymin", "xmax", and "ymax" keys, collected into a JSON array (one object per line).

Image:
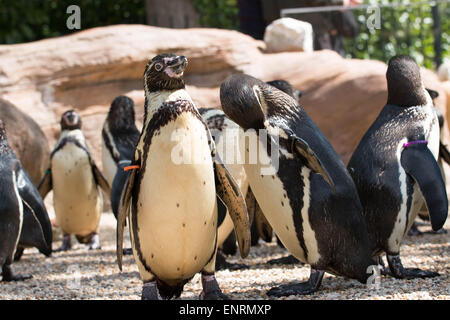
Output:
[
  {"xmin": 117, "ymin": 167, "xmax": 136, "ymax": 271},
  {"xmin": 439, "ymin": 142, "xmax": 450, "ymax": 166},
  {"xmin": 291, "ymin": 135, "xmax": 336, "ymax": 192},
  {"xmin": 401, "ymin": 144, "xmax": 448, "ymax": 231},
  {"xmin": 214, "ymin": 158, "xmax": 251, "ymax": 258},
  {"xmin": 17, "ymin": 167, "xmax": 52, "ymax": 255},
  {"xmin": 246, "ymin": 186, "xmax": 272, "ymax": 242},
  {"xmin": 92, "ymin": 163, "xmax": 111, "ymax": 196},
  {"xmin": 37, "ymin": 167, "xmax": 52, "ymax": 199},
  {"xmin": 19, "ymin": 200, "xmax": 49, "ymax": 255}
]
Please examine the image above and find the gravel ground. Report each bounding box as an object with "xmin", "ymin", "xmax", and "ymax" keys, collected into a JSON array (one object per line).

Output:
[{"xmin": 1, "ymin": 212, "xmax": 448, "ymax": 300}]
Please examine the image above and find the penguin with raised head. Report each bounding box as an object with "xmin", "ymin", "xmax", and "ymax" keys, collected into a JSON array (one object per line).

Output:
[
  {"xmin": 116, "ymin": 53, "xmax": 250, "ymax": 300},
  {"xmin": 0, "ymin": 120, "xmax": 52, "ymax": 281},
  {"xmin": 347, "ymin": 55, "xmax": 448, "ymax": 279},
  {"xmin": 102, "ymin": 96, "xmax": 140, "ymax": 189},
  {"xmin": 39, "ymin": 110, "xmax": 110, "ymax": 251},
  {"xmin": 220, "ymin": 73, "xmax": 374, "ymax": 296},
  {"xmin": 408, "ymin": 89, "xmax": 449, "ymax": 236}
]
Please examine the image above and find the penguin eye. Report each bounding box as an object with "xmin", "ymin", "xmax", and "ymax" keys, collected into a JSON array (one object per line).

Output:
[{"xmin": 154, "ymin": 63, "xmax": 164, "ymax": 72}]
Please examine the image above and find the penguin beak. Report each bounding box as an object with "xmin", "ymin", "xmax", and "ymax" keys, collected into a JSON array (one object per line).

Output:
[{"xmin": 165, "ymin": 56, "xmax": 188, "ymax": 77}]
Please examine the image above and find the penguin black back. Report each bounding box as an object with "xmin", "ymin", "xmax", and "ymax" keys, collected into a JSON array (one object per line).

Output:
[
  {"xmin": 104, "ymin": 96, "xmax": 140, "ymax": 162},
  {"xmin": 0, "ymin": 120, "xmax": 52, "ymax": 280},
  {"xmin": 348, "ymin": 55, "xmax": 446, "ymax": 279},
  {"xmin": 386, "ymin": 55, "xmax": 427, "ymax": 107}
]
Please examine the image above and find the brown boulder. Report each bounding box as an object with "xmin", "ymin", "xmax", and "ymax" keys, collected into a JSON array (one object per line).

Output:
[
  {"xmin": 0, "ymin": 25, "xmax": 447, "ymax": 168},
  {"xmin": 0, "ymin": 98, "xmax": 50, "ymax": 185}
]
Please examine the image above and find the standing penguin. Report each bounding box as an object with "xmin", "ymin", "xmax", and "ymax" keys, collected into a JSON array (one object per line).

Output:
[
  {"xmin": 408, "ymin": 90, "xmax": 449, "ymax": 236},
  {"xmin": 116, "ymin": 53, "xmax": 250, "ymax": 300},
  {"xmin": 102, "ymin": 96, "xmax": 140, "ymax": 188},
  {"xmin": 200, "ymin": 79, "xmax": 302, "ymax": 269},
  {"xmin": 347, "ymin": 55, "xmax": 448, "ymax": 279},
  {"xmin": 0, "ymin": 120, "xmax": 52, "ymax": 281},
  {"xmin": 39, "ymin": 110, "xmax": 110, "ymax": 251},
  {"xmin": 220, "ymin": 73, "xmax": 374, "ymax": 296}
]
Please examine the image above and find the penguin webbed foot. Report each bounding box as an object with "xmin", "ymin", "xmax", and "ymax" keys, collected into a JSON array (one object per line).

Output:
[
  {"xmin": 1, "ymin": 264, "xmax": 32, "ymax": 282},
  {"xmin": 141, "ymin": 281, "xmax": 163, "ymax": 300},
  {"xmin": 122, "ymin": 248, "xmax": 133, "ymax": 255},
  {"xmin": 407, "ymin": 223, "xmax": 423, "ymax": 236},
  {"xmin": 267, "ymin": 254, "xmax": 302, "ymax": 266},
  {"xmin": 267, "ymin": 269, "xmax": 324, "ymax": 297},
  {"xmin": 215, "ymin": 251, "xmax": 248, "ymax": 271},
  {"xmin": 387, "ymin": 255, "xmax": 439, "ymax": 279},
  {"xmin": 423, "ymin": 228, "xmax": 447, "ymax": 235},
  {"xmin": 199, "ymin": 274, "xmax": 230, "ymax": 300},
  {"xmin": 87, "ymin": 234, "xmax": 101, "ymax": 250},
  {"xmin": 56, "ymin": 234, "xmax": 72, "ymax": 252}
]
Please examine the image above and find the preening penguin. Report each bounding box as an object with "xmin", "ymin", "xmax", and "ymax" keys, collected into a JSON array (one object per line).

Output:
[
  {"xmin": 409, "ymin": 90, "xmax": 449, "ymax": 236},
  {"xmin": 347, "ymin": 55, "xmax": 448, "ymax": 279},
  {"xmin": 116, "ymin": 53, "xmax": 250, "ymax": 300},
  {"xmin": 199, "ymin": 79, "xmax": 301, "ymax": 270},
  {"xmin": 220, "ymin": 74, "xmax": 374, "ymax": 296},
  {"xmin": 0, "ymin": 120, "xmax": 52, "ymax": 281},
  {"xmin": 39, "ymin": 110, "xmax": 110, "ymax": 251},
  {"xmin": 102, "ymin": 96, "xmax": 140, "ymax": 189}
]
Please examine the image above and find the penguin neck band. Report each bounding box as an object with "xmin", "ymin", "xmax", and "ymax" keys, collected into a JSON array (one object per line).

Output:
[
  {"xmin": 124, "ymin": 165, "xmax": 140, "ymax": 171},
  {"xmin": 403, "ymin": 140, "xmax": 428, "ymax": 148}
]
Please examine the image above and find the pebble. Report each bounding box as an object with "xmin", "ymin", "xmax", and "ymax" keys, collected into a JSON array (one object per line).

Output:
[{"xmin": 0, "ymin": 213, "xmax": 448, "ymax": 300}]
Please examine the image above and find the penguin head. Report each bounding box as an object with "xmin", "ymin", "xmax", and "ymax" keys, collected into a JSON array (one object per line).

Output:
[
  {"xmin": 386, "ymin": 55, "xmax": 427, "ymax": 107},
  {"xmin": 0, "ymin": 120, "xmax": 12, "ymax": 154},
  {"xmin": 107, "ymin": 96, "xmax": 136, "ymax": 132},
  {"xmin": 220, "ymin": 74, "xmax": 267, "ymax": 130},
  {"xmin": 266, "ymin": 79, "xmax": 302, "ymax": 103},
  {"xmin": 0, "ymin": 119, "xmax": 8, "ymax": 144},
  {"xmin": 144, "ymin": 53, "xmax": 188, "ymax": 93},
  {"xmin": 61, "ymin": 110, "xmax": 82, "ymax": 131}
]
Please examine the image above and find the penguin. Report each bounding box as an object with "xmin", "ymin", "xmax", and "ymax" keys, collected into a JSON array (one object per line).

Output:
[
  {"xmin": 347, "ymin": 55, "xmax": 448, "ymax": 279},
  {"xmin": 409, "ymin": 89, "xmax": 449, "ymax": 236},
  {"xmin": 199, "ymin": 79, "xmax": 301, "ymax": 270},
  {"xmin": 116, "ymin": 53, "xmax": 251, "ymax": 300},
  {"xmin": 220, "ymin": 73, "xmax": 374, "ymax": 296},
  {"xmin": 199, "ymin": 107, "xmax": 251, "ymax": 271},
  {"xmin": 0, "ymin": 120, "xmax": 52, "ymax": 281},
  {"xmin": 102, "ymin": 96, "xmax": 140, "ymax": 188},
  {"xmin": 38, "ymin": 110, "xmax": 110, "ymax": 251}
]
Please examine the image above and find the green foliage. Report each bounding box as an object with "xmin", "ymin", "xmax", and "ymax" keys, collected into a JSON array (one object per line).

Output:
[
  {"xmin": 342, "ymin": 0, "xmax": 449, "ymax": 69},
  {"xmin": 0, "ymin": 0, "xmax": 146, "ymax": 44},
  {"xmin": 191, "ymin": 0, "xmax": 238, "ymax": 29}
]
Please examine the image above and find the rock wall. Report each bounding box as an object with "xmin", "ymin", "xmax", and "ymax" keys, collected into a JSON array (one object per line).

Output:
[{"xmin": 0, "ymin": 24, "xmax": 448, "ymax": 168}]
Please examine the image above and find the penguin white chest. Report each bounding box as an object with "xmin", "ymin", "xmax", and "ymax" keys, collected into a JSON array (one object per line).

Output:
[
  {"xmin": 52, "ymin": 143, "xmax": 102, "ymax": 236},
  {"xmin": 133, "ymin": 112, "xmax": 217, "ymax": 281},
  {"xmin": 242, "ymin": 131, "xmax": 320, "ymax": 264},
  {"xmin": 388, "ymin": 109, "xmax": 440, "ymax": 251},
  {"xmin": 101, "ymin": 138, "xmax": 118, "ymax": 186}
]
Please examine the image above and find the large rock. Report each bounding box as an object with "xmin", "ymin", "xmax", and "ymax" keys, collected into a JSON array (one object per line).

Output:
[
  {"xmin": 0, "ymin": 98, "xmax": 50, "ymax": 185},
  {"xmin": 264, "ymin": 18, "xmax": 313, "ymax": 53},
  {"xmin": 0, "ymin": 24, "xmax": 447, "ymax": 167},
  {"xmin": 438, "ymin": 61, "xmax": 450, "ymax": 81}
]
